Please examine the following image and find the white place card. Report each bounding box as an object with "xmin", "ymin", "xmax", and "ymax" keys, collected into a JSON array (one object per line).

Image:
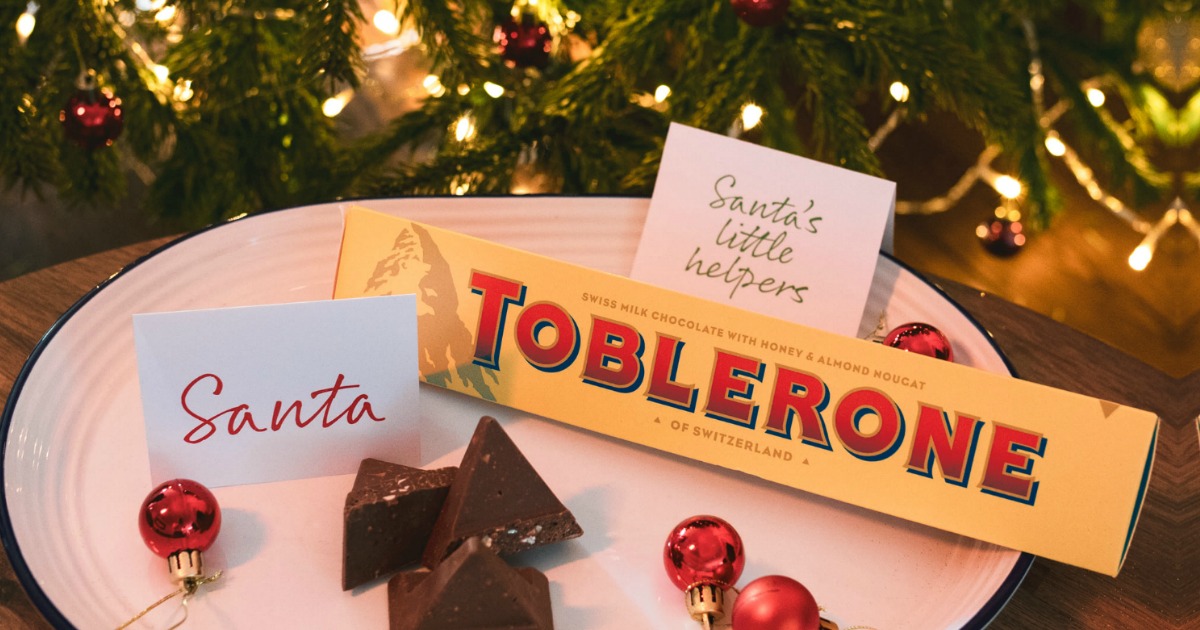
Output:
[
  {"xmin": 134, "ymin": 295, "xmax": 420, "ymax": 487},
  {"xmin": 631, "ymin": 123, "xmax": 896, "ymax": 336}
]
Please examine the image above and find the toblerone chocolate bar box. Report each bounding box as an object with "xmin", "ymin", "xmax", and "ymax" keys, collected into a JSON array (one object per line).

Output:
[{"xmin": 333, "ymin": 205, "xmax": 1157, "ymax": 576}]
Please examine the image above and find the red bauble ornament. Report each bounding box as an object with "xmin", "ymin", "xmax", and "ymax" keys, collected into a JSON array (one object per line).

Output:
[
  {"xmin": 496, "ymin": 13, "xmax": 553, "ymax": 68},
  {"xmin": 59, "ymin": 78, "xmax": 124, "ymax": 149},
  {"xmin": 664, "ymin": 515, "xmax": 745, "ymax": 629},
  {"xmin": 978, "ymin": 217, "xmax": 1026, "ymax": 256},
  {"xmin": 732, "ymin": 575, "xmax": 821, "ymax": 630},
  {"xmin": 139, "ymin": 479, "xmax": 221, "ymax": 586},
  {"xmin": 883, "ymin": 322, "xmax": 954, "ymax": 362},
  {"xmin": 664, "ymin": 514, "xmax": 745, "ymax": 590},
  {"xmin": 730, "ymin": 0, "xmax": 789, "ymax": 27}
]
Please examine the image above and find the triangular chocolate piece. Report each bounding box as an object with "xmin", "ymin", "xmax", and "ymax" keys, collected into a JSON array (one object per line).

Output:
[
  {"xmin": 343, "ymin": 458, "xmax": 457, "ymax": 590},
  {"xmin": 389, "ymin": 537, "xmax": 553, "ymax": 630},
  {"xmin": 422, "ymin": 417, "xmax": 583, "ymax": 566}
]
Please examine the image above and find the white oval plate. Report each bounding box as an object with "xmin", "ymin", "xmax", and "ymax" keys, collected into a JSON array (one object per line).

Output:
[{"xmin": 1, "ymin": 197, "xmax": 1028, "ymax": 630}]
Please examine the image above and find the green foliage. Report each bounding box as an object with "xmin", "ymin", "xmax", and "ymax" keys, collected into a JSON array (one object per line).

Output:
[{"xmin": 0, "ymin": 0, "xmax": 1186, "ymax": 230}]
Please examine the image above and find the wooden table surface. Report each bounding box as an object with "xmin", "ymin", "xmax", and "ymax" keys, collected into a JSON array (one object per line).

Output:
[{"xmin": 0, "ymin": 237, "xmax": 1195, "ymax": 629}]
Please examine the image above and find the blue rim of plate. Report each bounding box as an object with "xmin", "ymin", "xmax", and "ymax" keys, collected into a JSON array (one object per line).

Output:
[{"xmin": 0, "ymin": 196, "xmax": 1034, "ymax": 629}]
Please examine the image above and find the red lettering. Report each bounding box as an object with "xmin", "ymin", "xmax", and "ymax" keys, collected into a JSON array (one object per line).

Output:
[
  {"xmin": 833, "ymin": 388, "xmax": 904, "ymax": 461},
  {"xmin": 309, "ymin": 373, "xmax": 385, "ymax": 427},
  {"xmin": 515, "ymin": 301, "xmax": 579, "ymax": 371},
  {"xmin": 904, "ymin": 404, "xmax": 984, "ymax": 486},
  {"xmin": 178, "ymin": 373, "xmax": 385, "ymax": 444},
  {"xmin": 272, "ymin": 399, "xmax": 304, "ymax": 430},
  {"xmin": 228, "ymin": 406, "xmax": 267, "ymax": 436},
  {"xmin": 703, "ymin": 350, "xmax": 763, "ymax": 428},
  {"xmin": 764, "ymin": 366, "xmax": 831, "ymax": 448},
  {"xmin": 181, "ymin": 374, "xmax": 224, "ymax": 444},
  {"xmin": 644, "ymin": 334, "xmax": 697, "ymax": 411},
  {"xmin": 581, "ymin": 316, "xmax": 644, "ymax": 392},
  {"xmin": 979, "ymin": 423, "xmax": 1046, "ymax": 505},
  {"xmin": 469, "ymin": 270, "xmax": 526, "ymax": 369},
  {"xmin": 180, "ymin": 373, "xmax": 265, "ymax": 443}
]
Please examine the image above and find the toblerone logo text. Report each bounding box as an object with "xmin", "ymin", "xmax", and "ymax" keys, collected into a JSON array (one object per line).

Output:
[{"xmin": 469, "ymin": 269, "xmax": 1048, "ymax": 506}]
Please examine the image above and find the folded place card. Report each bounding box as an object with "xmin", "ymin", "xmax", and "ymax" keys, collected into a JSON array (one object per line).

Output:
[
  {"xmin": 134, "ymin": 295, "xmax": 421, "ymax": 487},
  {"xmin": 334, "ymin": 206, "xmax": 1157, "ymax": 576},
  {"xmin": 631, "ymin": 123, "xmax": 896, "ymax": 336}
]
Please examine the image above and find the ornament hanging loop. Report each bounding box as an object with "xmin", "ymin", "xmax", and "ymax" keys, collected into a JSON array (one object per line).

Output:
[
  {"xmin": 75, "ymin": 69, "xmax": 97, "ymax": 92},
  {"xmin": 113, "ymin": 570, "xmax": 222, "ymax": 630},
  {"xmin": 864, "ymin": 311, "xmax": 889, "ymax": 343}
]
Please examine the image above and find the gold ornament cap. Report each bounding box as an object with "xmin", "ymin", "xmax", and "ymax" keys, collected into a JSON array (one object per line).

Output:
[
  {"xmin": 167, "ymin": 549, "xmax": 205, "ymax": 591},
  {"xmin": 685, "ymin": 583, "xmax": 724, "ymax": 630}
]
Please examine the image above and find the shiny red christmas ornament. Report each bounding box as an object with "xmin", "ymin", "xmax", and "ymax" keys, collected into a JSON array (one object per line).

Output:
[
  {"xmin": 883, "ymin": 322, "xmax": 953, "ymax": 362},
  {"xmin": 59, "ymin": 75, "xmax": 124, "ymax": 149},
  {"xmin": 732, "ymin": 575, "xmax": 821, "ymax": 630},
  {"xmin": 664, "ymin": 515, "xmax": 745, "ymax": 630},
  {"xmin": 978, "ymin": 217, "xmax": 1026, "ymax": 256},
  {"xmin": 139, "ymin": 479, "xmax": 221, "ymax": 587},
  {"xmin": 730, "ymin": 0, "xmax": 790, "ymax": 27},
  {"xmin": 496, "ymin": 13, "xmax": 553, "ymax": 68}
]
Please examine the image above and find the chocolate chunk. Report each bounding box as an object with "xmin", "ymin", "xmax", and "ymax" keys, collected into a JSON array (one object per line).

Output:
[
  {"xmin": 422, "ymin": 416, "xmax": 583, "ymax": 567},
  {"xmin": 388, "ymin": 537, "xmax": 553, "ymax": 630},
  {"xmin": 343, "ymin": 458, "xmax": 457, "ymax": 590}
]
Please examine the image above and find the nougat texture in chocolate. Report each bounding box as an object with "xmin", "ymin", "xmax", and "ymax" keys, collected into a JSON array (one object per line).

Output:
[
  {"xmin": 422, "ymin": 416, "xmax": 583, "ymax": 567},
  {"xmin": 389, "ymin": 537, "xmax": 553, "ymax": 630},
  {"xmin": 343, "ymin": 458, "xmax": 457, "ymax": 590}
]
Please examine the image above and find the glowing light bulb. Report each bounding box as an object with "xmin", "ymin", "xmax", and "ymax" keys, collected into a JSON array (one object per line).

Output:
[
  {"xmin": 889, "ymin": 81, "xmax": 910, "ymax": 103},
  {"xmin": 154, "ymin": 5, "xmax": 176, "ymax": 22},
  {"xmin": 993, "ymin": 175, "xmax": 1023, "ymax": 199},
  {"xmin": 372, "ymin": 10, "xmax": 400, "ymax": 36},
  {"xmin": 423, "ymin": 75, "xmax": 446, "ymax": 97},
  {"xmin": 135, "ymin": 0, "xmax": 166, "ymax": 10},
  {"xmin": 453, "ymin": 113, "xmax": 476, "ymax": 142},
  {"xmin": 151, "ymin": 64, "xmax": 170, "ymax": 83},
  {"xmin": 1128, "ymin": 244, "xmax": 1152, "ymax": 271},
  {"xmin": 741, "ymin": 103, "xmax": 763, "ymax": 130},
  {"xmin": 173, "ymin": 79, "xmax": 194, "ymax": 102},
  {"xmin": 483, "ymin": 82, "xmax": 505, "ymax": 98},
  {"xmin": 15, "ymin": 3, "xmax": 36, "ymax": 43},
  {"xmin": 322, "ymin": 89, "xmax": 353, "ymax": 117},
  {"xmin": 654, "ymin": 84, "xmax": 672, "ymax": 103},
  {"xmin": 1086, "ymin": 88, "xmax": 1106, "ymax": 108},
  {"xmin": 15, "ymin": 13, "xmax": 34, "ymax": 41},
  {"xmin": 1044, "ymin": 134, "xmax": 1066, "ymax": 157}
]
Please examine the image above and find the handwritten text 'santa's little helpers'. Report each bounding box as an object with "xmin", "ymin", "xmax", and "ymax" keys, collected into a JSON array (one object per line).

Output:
[{"xmin": 685, "ymin": 174, "xmax": 822, "ymax": 304}]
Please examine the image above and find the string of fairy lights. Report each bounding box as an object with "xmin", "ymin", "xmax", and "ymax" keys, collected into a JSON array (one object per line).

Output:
[
  {"xmin": 1020, "ymin": 18, "xmax": 1181, "ymax": 272},
  {"xmin": 11, "ymin": 2, "xmax": 1191, "ymax": 270}
]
